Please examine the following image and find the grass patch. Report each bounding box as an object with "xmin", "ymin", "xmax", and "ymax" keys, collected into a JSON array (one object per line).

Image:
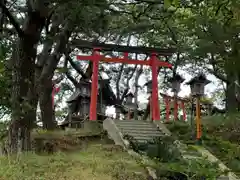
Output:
[
  {"xmin": 155, "ymin": 158, "xmax": 223, "ymax": 179},
  {"xmin": 166, "ymin": 117, "xmax": 240, "ymax": 176},
  {"xmin": 0, "ymin": 143, "xmax": 149, "ymax": 180}
]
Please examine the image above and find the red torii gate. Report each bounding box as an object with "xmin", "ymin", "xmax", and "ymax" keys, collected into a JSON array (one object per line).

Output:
[{"xmin": 75, "ymin": 42, "xmax": 175, "ymax": 121}]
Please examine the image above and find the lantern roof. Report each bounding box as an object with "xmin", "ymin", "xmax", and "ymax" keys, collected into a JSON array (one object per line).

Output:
[
  {"xmin": 186, "ymin": 74, "xmax": 211, "ymax": 85},
  {"xmin": 144, "ymin": 80, "xmax": 152, "ymax": 86},
  {"xmin": 125, "ymin": 92, "xmax": 134, "ymax": 98},
  {"xmin": 169, "ymin": 74, "xmax": 185, "ymax": 83}
]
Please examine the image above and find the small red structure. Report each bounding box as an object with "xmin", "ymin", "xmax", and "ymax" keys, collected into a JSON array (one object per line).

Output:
[
  {"xmin": 161, "ymin": 93, "xmax": 188, "ymax": 121},
  {"xmin": 52, "ymin": 84, "xmax": 60, "ymax": 109},
  {"xmin": 76, "ymin": 44, "xmax": 175, "ymax": 121}
]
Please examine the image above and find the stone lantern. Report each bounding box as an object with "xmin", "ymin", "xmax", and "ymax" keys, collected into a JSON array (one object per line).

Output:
[
  {"xmin": 169, "ymin": 74, "xmax": 185, "ymax": 93},
  {"xmin": 169, "ymin": 74, "xmax": 184, "ymax": 121},
  {"xmin": 125, "ymin": 92, "xmax": 134, "ymax": 105},
  {"xmin": 186, "ymin": 74, "xmax": 210, "ymax": 97},
  {"xmin": 144, "ymin": 80, "xmax": 152, "ymax": 94},
  {"xmin": 78, "ymin": 80, "xmax": 91, "ymax": 96},
  {"xmin": 124, "ymin": 92, "xmax": 135, "ymax": 120},
  {"xmin": 186, "ymin": 73, "xmax": 210, "ymax": 143}
]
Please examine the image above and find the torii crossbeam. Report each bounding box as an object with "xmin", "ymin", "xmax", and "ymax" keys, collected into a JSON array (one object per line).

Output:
[{"xmin": 76, "ymin": 43, "xmax": 175, "ymax": 121}]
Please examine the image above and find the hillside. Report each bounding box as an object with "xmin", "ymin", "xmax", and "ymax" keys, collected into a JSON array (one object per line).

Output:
[
  {"xmin": 1, "ymin": 116, "xmax": 239, "ymax": 179},
  {"xmin": 0, "ymin": 130, "xmax": 150, "ymax": 180},
  {"xmin": 166, "ymin": 115, "xmax": 240, "ymax": 176}
]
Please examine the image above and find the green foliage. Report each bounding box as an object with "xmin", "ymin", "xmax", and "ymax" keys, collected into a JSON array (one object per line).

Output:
[
  {"xmin": 166, "ymin": 121, "xmax": 195, "ymax": 144},
  {"xmin": 0, "ymin": 41, "xmax": 11, "ymax": 116},
  {"xmin": 167, "ymin": 116, "xmax": 240, "ymax": 176},
  {"xmin": 203, "ymin": 136, "xmax": 240, "ymax": 175},
  {"xmin": 146, "ymin": 136, "xmax": 182, "ymax": 162},
  {"xmin": 56, "ymin": 0, "xmax": 111, "ymax": 36},
  {"xmin": 123, "ymin": 133, "xmax": 222, "ymax": 179},
  {"xmin": 156, "ymin": 158, "xmax": 222, "ymax": 179},
  {"xmin": 164, "ymin": 0, "xmax": 180, "ymax": 9},
  {"xmin": 202, "ymin": 114, "xmax": 240, "ymax": 143}
]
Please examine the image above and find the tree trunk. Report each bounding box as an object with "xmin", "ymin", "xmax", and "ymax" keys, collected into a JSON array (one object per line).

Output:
[
  {"xmin": 8, "ymin": 120, "xmax": 19, "ymax": 154},
  {"xmin": 10, "ymin": 38, "xmax": 37, "ymax": 153},
  {"xmin": 39, "ymin": 78, "xmax": 56, "ymax": 129},
  {"xmin": 225, "ymin": 72, "xmax": 238, "ymax": 113},
  {"xmin": 143, "ymin": 100, "xmax": 150, "ymax": 120},
  {"xmin": 19, "ymin": 126, "xmax": 31, "ymax": 151},
  {"xmin": 8, "ymin": 1, "xmax": 49, "ymax": 153},
  {"xmin": 38, "ymin": 23, "xmax": 72, "ymax": 129},
  {"xmin": 134, "ymin": 88, "xmax": 138, "ymax": 120},
  {"xmin": 34, "ymin": 18, "xmax": 61, "ymax": 128}
]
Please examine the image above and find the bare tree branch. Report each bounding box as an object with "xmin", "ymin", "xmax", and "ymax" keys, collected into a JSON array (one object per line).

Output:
[
  {"xmin": 53, "ymin": 75, "xmax": 64, "ymax": 84},
  {"xmin": 65, "ymin": 71, "xmax": 78, "ymax": 87},
  {"xmin": 65, "ymin": 53, "xmax": 87, "ymax": 79},
  {"xmin": 116, "ymin": 34, "xmax": 133, "ymax": 103},
  {"xmin": 207, "ymin": 68, "xmax": 227, "ymax": 83},
  {"xmin": 120, "ymin": 65, "xmax": 138, "ymax": 103},
  {"xmin": 208, "ymin": 53, "xmax": 227, "ymax": 82},
  {"xmin": 116, "ymin": 64, "xmax": 124, "ymax": 99},
  {"xmin": 64, "ymin": 57, "xmax": 78, "ymax": 87},
  {"xmin": 133, "ymin": 55, "xmax": 147, "ymax": 119},
  {"xmin": 84, "ymin": 61, "xmax": 93, "ymax": 80}
]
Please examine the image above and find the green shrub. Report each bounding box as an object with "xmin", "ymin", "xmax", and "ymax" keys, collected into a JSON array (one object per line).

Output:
[{"xmin": 123, "ymin": 134, "xmax": 223, "ymax": 179}]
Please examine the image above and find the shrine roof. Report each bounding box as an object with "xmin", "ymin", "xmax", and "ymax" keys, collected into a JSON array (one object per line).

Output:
[
  {"xmin": 66, "ymin": 78, "xmax": 116, "ymax": 105},
  {"xmin": 186, "ymin": 74, "xmax": 211, "ymax": 85},
  {"xmin": 168, "ymin": 74, "xmax": 185, "ymax": 83}
]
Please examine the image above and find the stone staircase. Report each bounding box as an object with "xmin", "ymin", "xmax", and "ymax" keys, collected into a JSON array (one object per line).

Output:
[
  {"xmin": 113, "ymin": 120, "xmax": 203, "ymax": 159},
  {"xmin": 114, "ymin": 120, "xmax": 166, "ymax": 143}
]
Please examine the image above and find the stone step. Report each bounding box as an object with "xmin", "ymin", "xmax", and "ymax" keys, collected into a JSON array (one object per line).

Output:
[
  {"xmin": 181, "ymin": 150, "xmax": 202, "ymax": 157},
  {"xmin": 183, "ymin": 155, "xmax": 202, "ymax": 159},
  {"xmin": 137, "ymin": 139, "xmax": 151, "ymax": 143},
  {"xmin": 116, "ymin": 124, "xmax": 157, "ymax": 130},
  {"xmin": 114, "ymin": 120, "xmax": 152, "ymax": 125},
  {"xmin": 115, "ymin": 121, "xmax": 153, "ymax": 124},
  {"xmin": 134, "ymin": 136, "xmax": 155, "ymax": 141},
  {"xmin": 115, "ymin": 122, "xmax": 155, "ymax": 127},
  {"xmin": 123, "ymin": 131, "xmax": 164, "ymax": 138},
  {"xmin": 120, "ymin": 129, "xmax": 162, "ymax": 135},
  {"xmin": 135, "ymin": 138, "xmax": 156, "ymax": 143}
]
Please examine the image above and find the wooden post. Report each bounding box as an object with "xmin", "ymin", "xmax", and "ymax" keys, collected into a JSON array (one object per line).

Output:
[
  {"xmin": 181, "ymin": 101, "xmax": 186, "ymax": 121},
  {"xmin": 196, "ymin": 97, "xmax": 202, "ymax": 141},
  {"xmin": 149, "ymin": 96, "xmax": 152, "ymax": 121},
  {"xmin": 151, "ymin": 53, "xmax": 160, "ymax": 121},
  {"xmin": 89, "ymin": 48, "xmax": 100, "ymax": 121},
  {"xmin": 165, "ymin": 97, "xmax": 170, "ymax": 121},
  {"xmin": 174, "ymin": 92, "xmax": 178, "ymax": 121},
  {"xmin": 128, "ymin": 108, "xmax": 131, "ymax": 120}
]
